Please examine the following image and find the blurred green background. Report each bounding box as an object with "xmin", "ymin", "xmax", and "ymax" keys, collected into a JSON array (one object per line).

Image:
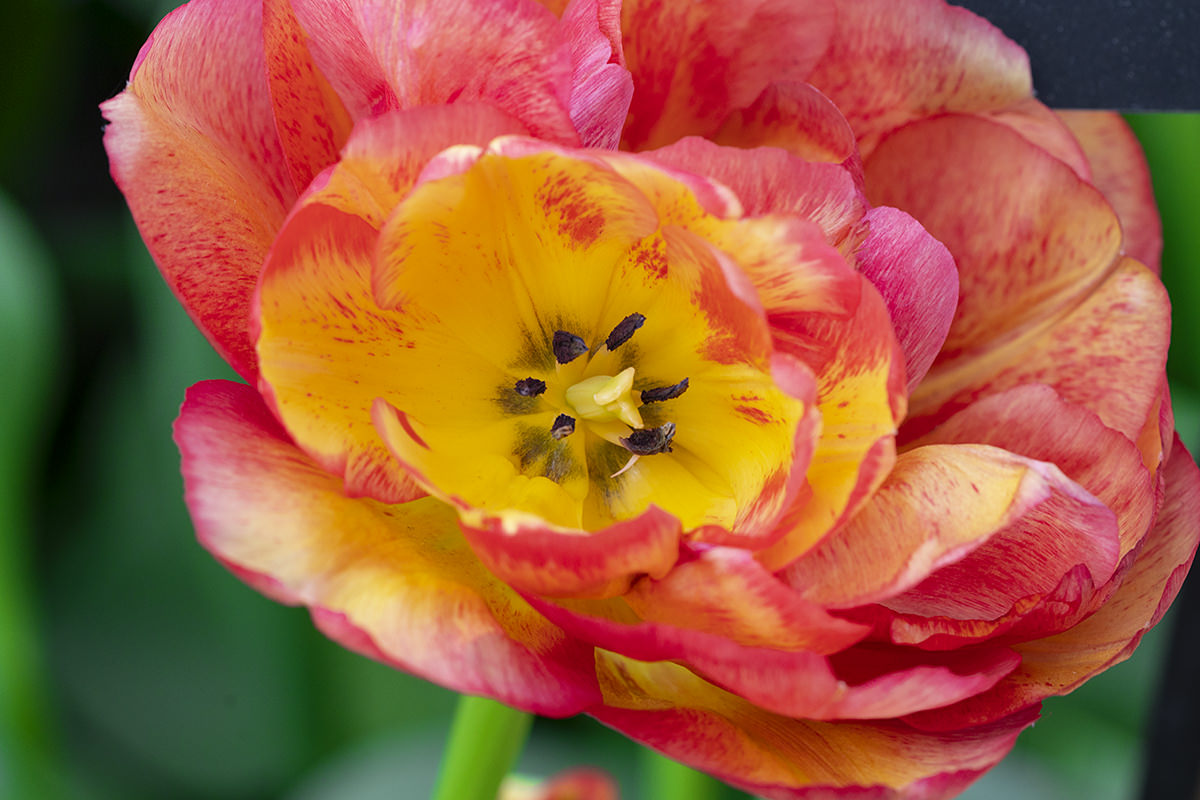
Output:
[{"xmin": 0, "ymin": 1, "xmax": 1197, "ymax": 798}]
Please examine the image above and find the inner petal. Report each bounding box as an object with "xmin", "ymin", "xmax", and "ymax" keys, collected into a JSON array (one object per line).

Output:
[{"xmin": 371, "ymin": 147, "xmax": 807, "ymax": 535}]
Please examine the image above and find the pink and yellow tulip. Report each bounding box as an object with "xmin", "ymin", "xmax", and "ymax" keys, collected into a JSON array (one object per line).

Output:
[{"xmin": 103, "ymin": 0, "xmax": 1199, "ymax": 797}]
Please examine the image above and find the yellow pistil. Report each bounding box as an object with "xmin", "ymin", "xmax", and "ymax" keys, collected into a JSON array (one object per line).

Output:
[{"xmin": 564, "ymin": 367, "xmax": 644, "ymax": 429}]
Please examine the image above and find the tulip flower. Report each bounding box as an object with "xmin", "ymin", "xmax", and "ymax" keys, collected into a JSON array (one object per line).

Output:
[{"xmin": 103, "ymin": 0, "xmax": 1199, "ymax": 797}]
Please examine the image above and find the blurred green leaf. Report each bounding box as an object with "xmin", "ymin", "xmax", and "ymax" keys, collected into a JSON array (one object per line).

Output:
[{"xmin": 0, "ymin": 189, "xmax": 66, "ymax": 798}]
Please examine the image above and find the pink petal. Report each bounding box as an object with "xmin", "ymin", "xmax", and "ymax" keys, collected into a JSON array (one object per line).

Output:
[
  {"xmin": 619, "ymin": 0, "xmax": 835, "ymax": 149},
  {"xmin": 853, "ymin": 206, "xmax": 957, "ymax": 391},
  {"xmin": 808, "ymin": 0, "xmax": 1031, "ymax": 154},
  {"xmin": 292, "ymin": 0, "xmax": 580, "ymax": 143}
]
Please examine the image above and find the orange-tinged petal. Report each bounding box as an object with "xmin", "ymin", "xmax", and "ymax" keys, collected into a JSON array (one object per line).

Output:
[
  {"xmin": 176, "ymin": 380, "xmax": 600, "ymax": 715},
  {"xmin": 619, "ymin": 0, "xmax": 835, "ymax": 149},
  {"xmin": 591, "ymin": 651, "xmax": 1035, "ymax": 798},
  {"xmin": 626, "ymin": 545, "xmax": 869, "ymax": 655},
  {"xmin": 784, "ymin": 444, "xmax": 1119, "ymax": 616},
  {"xmin": 808, "ymin": 0, "xmax": 1031, "ymax": 155},
  {"xmin": 530, "ymin": 590, "xmax": 1014, "ymax": 721},
  {"xmin": 254, "ymin": 105, "xmax": 527, "ymax": 503},
  {"xmin": 906, "ymin": 439, "xmax": 1200, "ymax": 731},
  {"xmin": 255, "ymin": 201, "xmax": 421, "ymax": 503},
  {"xmin": 985, "ymin": 98, "xmax": 1091, "ymax": 182},
  {"xmin": 865, "ymin": 114, "xmax": 1122, "ymax": 364},
  {"xmin": 906, "ymin": 257, "xmax": 1170, "ymax": 450},
  {"xmin": 292, "ymin": 0, "xmax": 580, "ymax": 143},
  {"xmin": 601, "ymin": 141, "xmax": 905, "ymax": 565},
  {"xmin": 713, "ymin": 81, "xmax": 859, "ymax": 170},
  {"xmin": 101, "ymin": 0, "xmax": 294, "ymax": 379},
  {"xmin": 262, "ymin": 0, "xmax": 354, "ymax": 195},
  {"xmin": 913, "ymin": 384, "xmax": 1157, "ymax": 562},
  {"xmin": 755, "ymin": 266, "xmax": 905, "ymax": 570},
  {"xmin": 1058, "ymin": 110, "xmax": 1162, "ymax": 272}
]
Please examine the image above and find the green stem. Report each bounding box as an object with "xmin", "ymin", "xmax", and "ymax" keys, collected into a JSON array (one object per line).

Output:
[
  {"xmin": 432, "ymin": 695, "xmax": 534, "ymax": 800},
  {"xmin": 640, "ymin": 748, "xmax": 728, "ymax": 800}
]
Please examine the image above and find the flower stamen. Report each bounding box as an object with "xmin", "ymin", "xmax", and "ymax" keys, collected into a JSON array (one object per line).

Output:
[
  {"xmin": 620, "ymin": 422, "xmax": 676, "ymax": 455},
  {"xmin": 640, "ymin": 378, "xmax": 689, "ymax": 404},
  {"xmin": 514, "ymin": 377, "xmax": 547, "ymax": 396},
  {"xmin": 604, "ymin": 312, "xmax": 646, "ymax": 351},
  {"xmin": 550, "ymin": 413, "xmax": 576, "ymax": 440},
  {"xmin": 552, "ymin": 330, "xmax": 589, "ymax": 364}
]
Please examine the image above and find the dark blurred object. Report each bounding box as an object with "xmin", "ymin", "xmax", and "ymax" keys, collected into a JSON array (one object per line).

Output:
[
  {"xmin": 959, "ymin": 1, "xmax": 1200, "ymax": 111},
  {"xmin": 1139, "ymin": 581, "xmax": 1200, "ymax": 800}
]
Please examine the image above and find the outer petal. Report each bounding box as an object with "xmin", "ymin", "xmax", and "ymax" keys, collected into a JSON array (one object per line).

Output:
[
  {"xmin": 713, "ymin": 81, "xmax": 860, "ymax": 170},
  {"xmin": 906, "ymin": 257, "xmax": 1171, "ymax": 451},
  {"xmin": 530, "ymin": 588, "xmax": 1016, "ymax": 722},
  {"xmin": 865, "ymin": 114, "xmax": 1122, "ymax": 364},
  {"xmin": 619, "ymin": 0, "xmax": 835, "ymax": 149},
  {"xmin": 853, "ymin": 206, "xmax": 957, "ymax": 391},
  {"xmin": 254, "ymin": 105, "xmax": 527, "ymax": 503},
  {"xmin": 914, "ymin": 384, "xmax": 1157, "ymax": 561},
  {"xmin": 783, "ymin": 445, "xmax": 1119, "ymax": 614},
  {"xmin": 906, "ymin": 440, "xmax": 1200, "ymax": 731},
  {"xmin": 1058, "ymin": 110, "xmax": 1162, "ymax": 272},
  {"xmin": 808, "ymin": 0, "xmax": 1031, "ymax": 155},
  {"xmin": 175, "ymin": 380, "xmax": 600, "ymax": 716},
  {"xmin": 984, "ymin": 98, "xmax": 1090, "ymax": 182},
  {"xmin": 591, "ymin": 651, "xmax": 1036, "ymax": 799},
  {"xmin": 101, "ymin": 0, "xmax": 294, "ymax": 379},
  {"xmin": 263, "ymin": 0, "xmax": 354, "ymax": 194},
  {"xmin": 292, "ymin": 0, "xmax": 580, "ymax": 143}
]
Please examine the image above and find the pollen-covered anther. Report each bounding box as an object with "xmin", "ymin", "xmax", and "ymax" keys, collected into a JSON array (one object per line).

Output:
[
  {"xmin": 552, "ymin": 330, "xmax": 589, "ymax": 364},
  {"xmin": 620, "ymin": 422, "xmax": 676, "ymax": 455},
  {"xmin": 550, "ymin": 413, "xmax": 576, "ymax": 440},
  {"xmin": 564, "ymin": 367, "xmax": 644, "ymax": 428},
  {"xmin": 604, "ymin": 312, "xmax": 645, "ymax": 351},
  {"xmin": 640, "ymin": 378, "xmax": 689, "ymax": 404},
  {"xmin": 514, "ymin": 377, "xmax": 547, "ymax": 397}
]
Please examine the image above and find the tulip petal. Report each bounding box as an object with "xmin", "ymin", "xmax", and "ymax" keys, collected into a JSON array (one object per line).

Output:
[
  {"xmin": 906, "ymin": 439, "xmax": 1200, "ymax": 731},
  {"xmin": 255, "ymin": 105, "xmax": 527, "ymax": 503},
  {"xmin": 625, "ymin": 545, "xmax": 870, "ymax": 655},
  {"xmin": 101, "ymin": 0, "xmax": 294, "ymax": 379},
  {"xmin": 865, "ymin": 114, "xmax": 1122, "ymax": 365},
  {"xmin": 853, "ymin": 206, "xmax": 957, "ymax": 391},
  {"xmin": 262, "ymin": 0, "xmax": 354, "ymax": 194},
  {"xmin": 176, "ymin": 380, "xmax": 600, "ymax": 716},
  {"xmin": 641, "ymin": 136, "xmax": 867, "ymax": 247},
  {"xmin": 784, "ymin": 444, "xmax": 1119, "ymax": 617},
  {"xmin": 907, "ymin": 257, "xmax": 1170, "ymax": 448},
  {"xmin": 915, "ymin": 384, "xmax": 1156, "ymax": 561},
  {"xmin": 291, "ymin": 0, "xmax": 580, "ymax": 143},
  {"xmin": 1058, "ymin": 111, "xmax": 1162, "ymax": 272},
  {"xmin": 559, "ymin": 0, "xmax": 633, "ymax": 149},
  {"xmin": 713, "ymin": 81, "xmax": 859, "ymax": 170},
  {"xmin": 985, "ymin": 98, "xmax": 1091, "ymax": 181},
  {"xmin": 591, "ymin": 651, "xmax": 1035, "ymax": 798},
  {"xmin": 808, "ymin": 0, "xmax": 1031, "ymax": 155},
  {"xmin": 619, "ymin": 0, "xmax": 835, "ymax": 149},
  {"xmin": 531, "ymin": 587, "xmax": 1014, "ymax": 721}
]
